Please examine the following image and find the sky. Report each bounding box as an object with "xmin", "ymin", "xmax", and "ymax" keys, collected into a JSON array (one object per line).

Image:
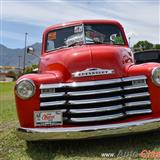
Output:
[{"xmin": 0, "ymin": 0, "xmax": 160, "ymax": 49}]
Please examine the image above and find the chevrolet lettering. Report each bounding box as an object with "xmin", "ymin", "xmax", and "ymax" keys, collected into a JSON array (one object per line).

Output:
[{"xmin": 72, "ymin": 68, "xmax": 115, "ymax": 78}]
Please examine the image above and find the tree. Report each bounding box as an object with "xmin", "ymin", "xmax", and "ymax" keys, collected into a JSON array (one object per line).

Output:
[
  {"xmin": 155, "ymin": 44, "xmax": 160, "ymax": 50},
  {"xmin": 133, "ymin": 40, "xmax": 154, "ymax": 52},
  {"xmin": 6, "ymin": 70, "xmax": 17, "ymax": 80},
  {"xmin": 24, "ymin": 64, "xmax": 38, "ymax": 74}
]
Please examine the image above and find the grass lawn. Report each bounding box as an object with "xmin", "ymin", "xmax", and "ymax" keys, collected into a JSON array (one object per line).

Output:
[{"xmin": 1, "ymin": 82, "xmax": 160, "ymax": 160}]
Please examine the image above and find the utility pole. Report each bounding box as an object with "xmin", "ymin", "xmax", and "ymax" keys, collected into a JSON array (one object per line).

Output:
[
  {"xmin": 23, "ymin": 32, "xmax": 28, "ymax": 73},
  {"xmin": 18, "ymin": 55, "xmax": 21, "ymax": 70},
  {"xmin": 128, "ymin": 37, "xmax": 131, "ymax": 47}
]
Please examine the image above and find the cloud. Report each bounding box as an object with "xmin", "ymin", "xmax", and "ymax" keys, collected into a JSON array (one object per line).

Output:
[
  {"xmin": 106, "ymin": 1, "xmax": 159, "ymax": 27},
  {"xmin": 1, "ymin": 30, "xmax": 24, "ymax": 41},
  {"xmin": 2, "ymin": 1, "xmax": 106, "ymax": 27},
  {"xmin": 4, "ymin": 0, "xmax": 158, "ymax": 27},
  {"xmin": 1, "ymin": 30, "xmax": 41, "ymax": 45},
  {"xmin": 1, "ymin": 0, "xmax": 160, "ymax": 46}
]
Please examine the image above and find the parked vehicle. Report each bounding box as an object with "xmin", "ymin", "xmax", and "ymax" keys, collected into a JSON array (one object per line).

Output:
[
  {"xmin": 15, "ymin": 20, "xmax": 160, "ymax": 141},
  {"xmin": 134, "ymin": 50, "xmax": 160, "ymax": 64}
]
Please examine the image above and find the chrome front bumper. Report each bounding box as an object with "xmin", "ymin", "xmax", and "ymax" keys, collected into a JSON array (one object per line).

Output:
[{"xmin": 17, "ymin": 118, "xmax": 160, "ymax": 141}]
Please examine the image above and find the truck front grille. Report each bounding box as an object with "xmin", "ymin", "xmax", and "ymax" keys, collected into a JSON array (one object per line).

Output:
[{"xmin": 40, "ymin": 75, "xmax": 152, "ymax": 124}]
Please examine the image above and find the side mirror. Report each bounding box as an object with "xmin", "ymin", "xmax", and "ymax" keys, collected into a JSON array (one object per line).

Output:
[{"xmin": 27, "ymin": 47, "xmax": 35, "ymax": 55}]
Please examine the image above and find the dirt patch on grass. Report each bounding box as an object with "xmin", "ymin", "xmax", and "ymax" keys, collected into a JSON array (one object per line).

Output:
[
  {"xmin": 0, "ymin": 95, "xmax": 15, "ymax": 101},
  {"xmin": 0, "ymin": 121, "xmax": 18, "ymax": 132}
]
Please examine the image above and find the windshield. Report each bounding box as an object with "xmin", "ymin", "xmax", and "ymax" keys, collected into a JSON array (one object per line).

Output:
[
  {"xmin": 46, "ymin": 24, "xmax": 125, "ymax": 52},
  {"xmin": 84, "ymin": 24, "xmax": 124, "ymax": 45}
]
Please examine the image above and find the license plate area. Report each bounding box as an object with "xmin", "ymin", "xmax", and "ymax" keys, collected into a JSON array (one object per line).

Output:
[{"xmin": 34, "ymin": 110, "xmax": 63, "ymax": 126}]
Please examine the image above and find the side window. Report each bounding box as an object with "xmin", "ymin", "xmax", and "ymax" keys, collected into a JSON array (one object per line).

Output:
[
  {"xmin": 47, "ymin": 40, "xmax": 55, "ymax": 51},
  {"xmin": 46, "ymin": 31, "xmax": 57, "ymax": 52}
]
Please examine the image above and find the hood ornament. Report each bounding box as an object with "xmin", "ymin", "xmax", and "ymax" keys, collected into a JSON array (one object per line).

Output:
[{"xmin": 72, "ymin": 68, "xmax": 115, "ymax": 78}]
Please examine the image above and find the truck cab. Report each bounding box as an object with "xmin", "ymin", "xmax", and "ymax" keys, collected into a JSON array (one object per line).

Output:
[{"xmin": 15, "ymin": 20, "xmax": 160, "ymax": 141}]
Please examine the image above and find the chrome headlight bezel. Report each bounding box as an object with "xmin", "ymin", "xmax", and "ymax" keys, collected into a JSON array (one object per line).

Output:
[
  {"xmin": 15, "ymin": 79, "xmax": 36, "ymax": 99},
  {"xmin": 151, "ymin": 67, "xmax": 160, "ymax": 87}
]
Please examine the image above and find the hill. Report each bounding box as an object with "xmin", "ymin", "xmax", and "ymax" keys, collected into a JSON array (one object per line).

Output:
[{"xmin": 0, "ymin": 43, "xmax": 41, "ymax": 67}]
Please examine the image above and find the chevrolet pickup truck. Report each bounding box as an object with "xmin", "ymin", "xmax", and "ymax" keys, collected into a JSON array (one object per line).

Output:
[{"xmin": 15, "ymin": 20, "xmax": 160, "ymax": 141}]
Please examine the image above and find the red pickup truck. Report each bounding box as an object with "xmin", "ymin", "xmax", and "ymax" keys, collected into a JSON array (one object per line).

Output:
[{"xmin": 15, "ymin": 20, "xmax": 160, "ymax": 141}]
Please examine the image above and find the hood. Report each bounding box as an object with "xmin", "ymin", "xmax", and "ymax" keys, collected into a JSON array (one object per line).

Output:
[{"xmin": 40, "ymin": 45, "xmax": 133, "ymax": 82}]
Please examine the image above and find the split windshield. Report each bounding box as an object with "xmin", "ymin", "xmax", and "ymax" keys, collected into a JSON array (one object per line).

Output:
[{"xmin": 46, "ymin": 24, "xmax": 125, "ymax": 52}]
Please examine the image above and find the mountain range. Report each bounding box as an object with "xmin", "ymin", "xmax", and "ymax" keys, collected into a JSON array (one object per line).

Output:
[{"xmin": 0, "ymin": 43, "xmax": 41, "ymax": 67}]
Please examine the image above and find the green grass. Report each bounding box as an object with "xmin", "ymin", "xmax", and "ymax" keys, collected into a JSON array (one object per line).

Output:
[
  {"xmin": 1, "ymin": 82, "xmax": 160, "ymax": 160},
  {"xmin": 0, "ymin": 82, "xmax": 17, "ymax": 122}
]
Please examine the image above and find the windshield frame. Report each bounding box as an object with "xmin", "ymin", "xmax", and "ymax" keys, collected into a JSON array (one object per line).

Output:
[{"xmin": 45, "ymin": 23, "xmax": 126, "ymax": 53}]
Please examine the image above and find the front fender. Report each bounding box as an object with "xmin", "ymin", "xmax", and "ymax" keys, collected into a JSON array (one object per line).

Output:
[
  {"xmin": 128, "ymin": 63, "xmax": 160, "ymax": 115},
  {"xmin": 128, "ymin": 62, "xmax": 160, "ymax": 77},
  {"xmin": 15, "ymin": 73, "xmax": 61, "ymax": 128}
]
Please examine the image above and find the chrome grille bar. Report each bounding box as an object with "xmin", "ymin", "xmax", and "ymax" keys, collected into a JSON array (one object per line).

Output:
[
  {"xmin": 40, "ymin": 100, "xmax": 66, "ymax": 107},
  {"xmin": 122, "ymin": 75, "xmax": 147, "ymax": 81},
  {"xmin": 125, "ymin": 100, "xmax": 151, "ymax": 107},
  {"xmin": 40, "ymin": 75, "xmax": 152, "ymax": 124},
  {"xmin": 40, "ymin": 92, "xmax": 65, "ymax": 98},
  {"xmin": 68, "ymin": 87, "xmax": 122, "ymax": 96},
  {"xmin": 124, "ymin": 92, "xmax": 150, "ymax": 99},
  {"xmin": 126, "ymin": 109, "xmax": 152, "ymax": 115},
  {"xmin": 70, "ymin": 105, "xmax": 123, "ymax": 114},
  {"xmin": 70, "ymin": 113, "xmax": 124, "ymax": 123},
  {"xmin": 40, "ymin": 78, "xmax": 122, "ymax": 89},
  {"xmin": 124, "ymin": 85, "xmax": 148, "ymax": 91},
  {"xmin": 69, "ymin": 96, "xmax": 123, "ymax": 105}
]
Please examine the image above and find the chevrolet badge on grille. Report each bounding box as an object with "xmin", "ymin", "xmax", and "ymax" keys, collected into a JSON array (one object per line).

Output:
[{"xmin": 72, "ymin": 68, "xmax": 115, "ymax": 78}]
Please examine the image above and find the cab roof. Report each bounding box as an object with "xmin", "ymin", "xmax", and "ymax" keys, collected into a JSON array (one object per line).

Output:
[{"xmin": 43, "ymin": 20, "xmax": 123, "ymax": 34}]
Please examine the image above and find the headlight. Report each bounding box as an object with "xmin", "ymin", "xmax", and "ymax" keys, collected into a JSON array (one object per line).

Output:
[
  {"xmin": 151, "ymin": 67, "xmax": 160, "ymax": 86},
  {"xmin": 16, "ymin": 79, "xmax": 36, "ymax": 99}
]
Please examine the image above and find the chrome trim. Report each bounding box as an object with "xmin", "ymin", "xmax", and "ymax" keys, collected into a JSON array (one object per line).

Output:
[
  {"xmin": 125, "ymin": 101, "xmax": 151, "ymax": 107},
  {"xmin": 40, "ymin": 100, "xmax": 66, "ymax": 107},
  {"xmin": 70, "ymin": 113, "xmax": 124, "ymax": 122},
  {"xmin": 40, "ymin": 78, "xmax": 122, "ymax": 89},
  {"xmin": 126, "ymin": 109, "xmax": 152, "ymax": 115},
  {"xmin": 124, "ymin": 85, "xmax": 148, "ymax": 90},
  {"xmin": 17, "ymin": 118, "xmax": 160, "ymax": 140},
  {"xmin": 72, "ymin": 68, "xmax": 115, "ymax": 78},
  {"xmin": 122, "ymin": 75, "xmax": 147, "ymax": 81},
  {"xmin": 15, "ymin": 78, "xmax": 36, "ymax": 100},
  {"xmin": 59, "ymin": 109, "xmax": 67, "ymax": 113},
  {"xmin": 40, "ymin": 109, "xmax": 67, "ymax": 113},
  {"xmin": 124, "ymin": 92, "xmax": 150, "ymax": 99},
  {"xmin": 70, "ymin": 105, "xmax": 123, "ymax": 114},
  {"xmin": 69, "ymin": 96, "xmax": 122, "ymax": 105},
  {"xmin": 40, "ymin": 76, "xmax": 148, "ymax": 90},
  {"xmin": 40, "ymin": 92, "xmax": 65, "ymax": 98},
  {"xmin": 68, "ymin": 87, "xmax": 122, "ymax": 96},
  {"xmin": 40, "ymin": 75, "xmax": 147, "ymax": 89},
  {"xmin": 39, "ymin": 75, "xmax": 151, "ymax": 124},
  {"xmin": 151, "ymin": 67, "xmax": 160, "ymax": 86}
]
